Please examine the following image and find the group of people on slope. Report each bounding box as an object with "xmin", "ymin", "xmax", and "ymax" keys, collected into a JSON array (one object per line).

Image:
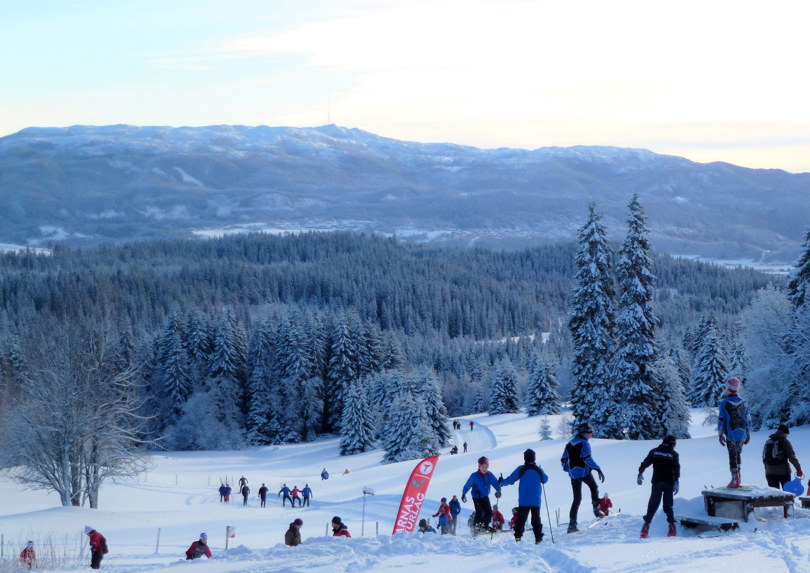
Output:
[
  {"xmin": 278, "ymin": 483, "xmax": 313, "ymax": 507},
  {"xmin": 219, "ymin": 477, "xmax": 314, "ymax": 508}
]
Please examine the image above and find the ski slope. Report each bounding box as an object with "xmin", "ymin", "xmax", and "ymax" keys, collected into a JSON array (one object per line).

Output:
[{"xmin": 2, "ymin": 409, "xmax": 810, "ymax": 572}]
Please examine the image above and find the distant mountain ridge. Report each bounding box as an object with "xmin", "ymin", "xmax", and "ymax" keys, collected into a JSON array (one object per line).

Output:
[{"xmin": 1, "ymin": 124, "xmax": 808, "ymax": 264}]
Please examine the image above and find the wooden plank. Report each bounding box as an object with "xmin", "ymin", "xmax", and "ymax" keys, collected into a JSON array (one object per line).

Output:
[{"xmin": 677, "ymin": 514, "xmax": 740, "ymax": 530}]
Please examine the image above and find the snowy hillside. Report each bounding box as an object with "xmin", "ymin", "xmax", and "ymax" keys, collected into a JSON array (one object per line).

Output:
[{"xmin": 2, "ymin": 410, "xmax": 809, "ymax": 572}]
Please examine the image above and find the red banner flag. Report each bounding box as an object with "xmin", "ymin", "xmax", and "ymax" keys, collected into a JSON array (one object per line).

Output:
[{"xmin": 392, "ymin": 456, "xmax": 439, "ymax": 534}]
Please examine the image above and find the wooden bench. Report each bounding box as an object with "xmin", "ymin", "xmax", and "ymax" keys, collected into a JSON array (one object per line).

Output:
[
  {"xmin": 701, "ymin": 487, "xmax": 794, "ymax": 522},
  {"xmin": 677, "ymin": 514, "xmax": 740, "ymax": 532},
  {"xmin": 799, "ymin": 496, "xmax": 810, "ymax": 509}
]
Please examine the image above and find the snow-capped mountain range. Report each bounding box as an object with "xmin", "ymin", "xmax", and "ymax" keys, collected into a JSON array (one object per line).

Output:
[{"xmin": 1, "ymin": 124, "xmax": 809, "ymax": 264}]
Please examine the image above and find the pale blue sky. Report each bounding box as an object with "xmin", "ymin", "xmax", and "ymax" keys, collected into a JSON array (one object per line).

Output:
[{"xmin": 2, "ymin": 0, "xmax": 810, "ymax": 172}]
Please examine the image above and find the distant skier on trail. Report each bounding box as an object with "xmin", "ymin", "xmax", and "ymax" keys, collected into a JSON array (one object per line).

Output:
[
  {"xmin": 561, "ymin": 421, "xmax": 605, "ymax": 533},
  {"xmin": 258, "ymin": 483, "xmax": 269, "ymax": 507},
  {"xmin": 637, "ymin": 435, "xmax": 680, "ymax": 538},
  {"xmin": 599, "ymin": 492, "xmax": 613, "ymax": 516},
  {"xmin": 279, "ymin": 483, "xmax": 293, "ymax": 507},
  {"xmin": 500, "ymin": 448, "xmax": 549, "ymax": 543},
  {"xmin": 302, "ymin": 484, "xmax": 313, "ymax": 507},
  {"xmin": 469, "ymin": 421, "xmax": 474, "ymax": 431},
  {"xmin": 717, "ymin": 377, "xmax": 751, "ymax": 487},
  {"xmin": 241, "ymin": 483, "xmax": 250, "ymax": 506},
  {"xmin": 291, "ymin": 485, "xmax": 302, "ymax": 507},
  {"xmin": 462, "ymin": 456, "xmax": 502, "ymax": 532},
  {"xmin": 763, "ymin": 424, "xmax": 803, "ymax": 489}
]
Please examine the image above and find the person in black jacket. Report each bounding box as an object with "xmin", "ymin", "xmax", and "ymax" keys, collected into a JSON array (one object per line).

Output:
[{"xmin": 637, "ymin": 435, "xmax": 680, "ymax": 538}]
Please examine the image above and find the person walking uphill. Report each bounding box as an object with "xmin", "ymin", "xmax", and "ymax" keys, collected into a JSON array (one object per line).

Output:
[
  {"xmin": 718, "ymin": 377, "xmax": 752, "ymax": 488},
  {"xmin": 500, "ymin": 448, "xmax": 549, "ymax": 543},
  {"xmin": 561, "ymin": 422, "xmax": 606, "ymax": 533},
  {"xmin": 85, "ymin": 526, "xmax": 108, "ymax": 569},
  {"xmin": 462, "ymin": 456, "xmax": 502, "ymax": 532},
  {"xmin": 763, "ymin": 424, "xmax": 803, "ymax": 489},
  {"xmin": 637, "ymin": 435, "xmax": 680, "ymax": 538},
  {"xmin": 241, "ymin": 482, "xmax": 251, "ymax": 506}
]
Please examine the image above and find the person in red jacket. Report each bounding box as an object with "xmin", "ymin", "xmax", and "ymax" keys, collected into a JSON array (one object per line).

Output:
[
  {"xmin": 491, "ymin": 505, "xmax": 505, "ymax": 531},
  {"xmin": 331, "ymin": 516, "xmax": 351, "ymax": 537},
  {"xmin": 185, "ymin": 533, "xmax": 212, "ymax": 560},
  {"xmin": 291, "ymin": 485, "xmax": 302, "ymax": 507},
  {"xmin": 19, "ymin": 541, "xmax": 36, "ymax": 570},
  {"xmin": 508, "ymin": 507, "xmax": 519, "ymax": 530},
  {"xmin": 599, "ymin": 492, "xmax": 613, "ymax": 516},
  {"xmin": 432, "ymin": 497, "xmax": 453, "ymax": 534},
  {"xmin": 85, "ymin": 526, "xmax": 107, "ymax": 569}
]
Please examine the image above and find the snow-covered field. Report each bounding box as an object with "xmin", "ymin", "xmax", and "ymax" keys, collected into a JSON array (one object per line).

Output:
[{"xmin": 2, "ymin": 410, "xmax": 810, "ymax": 573}]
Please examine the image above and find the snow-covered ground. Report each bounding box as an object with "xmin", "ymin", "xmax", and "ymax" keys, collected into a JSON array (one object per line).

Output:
[{"xmin": 2, "ymin": 410, "xmax": 810, "ymax": 572}]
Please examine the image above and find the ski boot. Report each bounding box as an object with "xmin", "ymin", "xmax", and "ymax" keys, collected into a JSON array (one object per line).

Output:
[
  {"xmin": 567, "ymin": 522, "xmax": 579, "ymax": 533},
  {"xmin": 593, "ymin": 503, "xmax": 606, "ymax": 519},
  {"xmin": 514, "ymin": 536, "xmax": 521, "ymax": 542},
  {"xmin": 640, "ymin": 521, "xmax": 650, "ymax": 539},
  {"xmin": 668, "ymin": 523, "xmax": 676, "ymax": 537}
]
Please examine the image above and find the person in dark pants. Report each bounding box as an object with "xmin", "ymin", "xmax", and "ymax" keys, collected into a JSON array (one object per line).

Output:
[
  {"xmin": 560, "ymin": 422, "xmax": 605, "ymax": 533},
  {"xmin": 500, "ymin": 448, "xmax": 549, "ymax": 544},
  {"xmin": 258, "ymin": 483, "xmax": 269, "ymax": 507},
  {"xmin": 278, "ymin": 483, "xmax": 293, "ymax": 507},
  {"xmin": 763, "ymin": 424, "xmax": 803, "ymax": 489},
  {"xmin": 461, "ymin": 456, "xmax": 502, "ymax": 532},
  {"xmin": 637, "ymin": 435, "xmax": 680, "ymax": 538},
  {"xmin": 717, "ymin": 377, "xmax": 751, "ymax": 488},
  {"xmin": 85, "ymin": 526, "xmax": 107, "ymax": 569},
  {"xmin": 302, "ymin": 484, "xmax": 313, "ymax": 507},
  {"xmin": 241, "ymin": 483, "xmax": 250, "ymax": 506}
]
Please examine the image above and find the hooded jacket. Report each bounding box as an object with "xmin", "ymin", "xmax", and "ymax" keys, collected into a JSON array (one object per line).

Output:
[{"xmin": 763, "ymin": 429, "xmax": 801, "ymax": 476}]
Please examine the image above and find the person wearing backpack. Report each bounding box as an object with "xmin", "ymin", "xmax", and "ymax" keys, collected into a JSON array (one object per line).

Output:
[
  {"xmin": 85, "ymin": 526, "xmax": 108, "ymax": 569},
  {"xmin": 717, "ymin": 377, "xmax": 752, "ymax": 488},
  {"xmin": 500, "ymin": 448, "xmax": 549, "ymax": 543},
  {"xmin": 185, "ymin": 532, "xmax": 212, "ymax": 560},
  {"xmin": 763, "ymin": 424, "xmax": 803, "ymax": 489},
  {"xmin": 561, "ymin": 422, "xmax": 606, "ymax": 533}
]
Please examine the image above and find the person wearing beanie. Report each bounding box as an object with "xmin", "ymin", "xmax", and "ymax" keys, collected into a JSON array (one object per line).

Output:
[
  {"xmin": 717, "ymin": 377, "xmax": 752, "ymax": 487},
  {"xmin": 491, "ymin": 504, "xmax": 505, "ymax": 531},
  {"xmin": 461, "ymin": 456, "xmax": 502, "ymax": 533},
  {"xmin": 85, "ymin": 526, "xmax": 107, "ymax": 569},
  {"xmin": 560, "ymin": 422, "xmax": 606, "ymax": 533},
  {"xmin": 432, "ymin": 497, "xmax": 453, "ymax": 534},
  {"xmin": 637, "ymin": 435, "xmax": 680, "ymax": 539},
  {"xmin": 448, "ymin": 495, "xmax": 462, "ymax": 535},
  {"xmin": 285, "ymin": 518, "xmax": 304, "ymax": 546},
  {"xmin": 417, "ymin": 518, "xmax": 436, "ymax": 533},
  {"xmin": 185, "ymin": 532, "xmax": 212, "ymax": 560},
  {"xmin": 331, "ymin": 516, "xmax": 351, "ymax": 537},
  {"xmin": 599, "ymin": 492, "xmax": 613, "ymax": 517},
  {"xmin": 763, "ymin": 424, "xmax": 803, "ymax": 489},
  {"xmin": 500, "ymin": 448, "xmax": 549, "ymax": 543}
]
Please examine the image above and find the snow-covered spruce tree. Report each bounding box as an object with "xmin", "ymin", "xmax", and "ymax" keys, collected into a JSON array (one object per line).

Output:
[
  {"xmin": 410, "ymin": 370, "xmax": 452, "ymax": 448},
  {"xmin": 568, "ymin": 203, "xmax": 616, "ymax": 437},
  {"xmin": 688, "ymin": 316, "xmax": 728, "ymax": 407},
  {"xmin": 609, "ymin": 195, "xmax": 659, "ymax": 440},
  {"xmin": 339, "ymin": 378, "xmax": 376, "ymax": 455},
  {"xmin": 787, "ymin": 227, "xmax": 810, "ymax": 309},
  {"xmin": 784, "ymin": 230, "xmax": 810, "ymax": 424},
  {"xmin": 539, "ymin": 416, "xmax": 553, "ymax": 440},
  {"xmin": 158, "ymin": 312, "xmax": 191, "ymax": 426},
  {"xmin": 525, "ymin": 354, "xmax": 562, "ymax": 415},
  {"xmin": 489, "ymin": 360, "xmax": 520, "ymax": 415},
  {"xmin": 298, "ymin": 376, "xmax": 324, "ymax": 442},
  {"xmin": 325, "ymin": 317, "xmax": 360, "ymax": 432},
  {"xmin": 245, "ymin": 321, "xmax": 277, "ymax": 445},
  {"xmin": 272, "ymin": 316, "xmax": 314, "ymax": 441},
  {"xmin": 205, "ymin": 312, "xmax": 247, "ymax": 448},
  {"xmin": 655, "ymin": 352, "xmax": 691, "ymax": 438},
  {"xmin": 382, "ymin": 392, "xmax": 439, "ymax": 463},
  {"xmin": 183, "ymin": 311, "xmax": 212, "ymax": 390}
]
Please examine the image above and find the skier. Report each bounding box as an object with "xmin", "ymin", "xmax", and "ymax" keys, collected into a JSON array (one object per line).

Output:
[
  {"xmin": 302, "ymin": 484, "xmax": 313, "ymax": 507},
  {"xmin": 218, "ymin": 482, "xmax": 228, "ymax": 502},
  {"xmin": 222, "ymin": 483, "xmax": 232, "ymax": 502},
  {"xmin": 561, "ymin": 421, "xmax": 605, "ymax": 533},
  {"xmin": 448, "ymin": 494, "xmax": 462, "ymax": 535},
  {"xmin": 637, "ymin": 435, "xmax": 680, "ymax": 538},
  {"xmin": 463, "ymin": 441, "xmax": 468, "ymax": 453},
  {"xmin": 19, "ymin": 541, "xmax": 36, "ymax": 570},
  {"xmin": 279, "ymin": 483, "xmax": 293, "ymax": 507},
  {"xmin": 239, "ymin": 475, "xmax": 248, "ymax": 488},
  {"xmin": 469, "ymin": 421, "xmax": 474, "ymax": 431},
  {"xmin": 418, "ymin": 518, "xmax": 436, "ymax": 533},
  {"xmin": 717, "ymin": 377, "xmax": 752, "ymax": 487},
  {"xmin": 285, "ymin": 518, "xmax": 303, "ymax": 546},
  {"xmin": 185, "ymin": 533, "xmax": 212, "ymax": 560},
  {"xmin": 291, "ymin": 485, "xmax": 302, "ymax": 507},
  {"xmin": 461, "ymin": 456, "xmax": 502, "ymax": 532},
  {"xmin": 258, "ymin": 483, "xmax": 269, "ymax": 507},
  {"xmin": 500, "ymin": 448, "xmax": 549, "ymax": 543},
  {"xmin": 491, "ymin": 504, "xmax": 505, "ymax": 530},
  {"xmin": 331, "ymin": 516, "xmax": 351, "ymax": 537},
  {"xmin": 763, "ymin": 424, "xmax": 803, "ymax": 489},
  {"xmin": 432, "ymin": 497, "xmax": 453, "ymax": 534},
  {"xmin": 241, "ymin": 482, "xmax": 250, "ymax": 506},
  {"xmin": 85, "ymin": 526, "xmax": 108, "ymax": 569},
  {"xmin": 321, "ymin": 468, "xmax": 329, "ymax": 480},
  {"xmin": 599, "ymin": 492, "xmax": 613, "ymax": 516}
]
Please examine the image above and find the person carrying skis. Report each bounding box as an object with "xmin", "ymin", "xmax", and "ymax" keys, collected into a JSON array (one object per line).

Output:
[
  {"xmin": 285, "ymin": 518, "xmax": 303, "ymax": 546},
  {"xmin": 241, "ymin": 482, "xmax": 250, "ymax": 506},
  {"xmin": 279, "ymin": 483, "xmax": 293, "ymax": 507},
  {"xmin": 599, "ymin": 492, "xmax": 613, "ymax": 516},
  {"xmin": 85, "ymin": 526, "xmax": 108, "ymax": 569},
  {"xmin": 462, "ymin": 456, "xmax": 502, "ymax": 532},
  {"xmin": 491, "ymin": 504, "xmax": 505, "ymax": 530},
  {"xmin": 561, "ymin": 421, "xmax": 605, "ymax": 533},
  {"xmin": 717, "ymin": 377, "xmax": 752, "ymax": 487},
  {"xmin": 448, "ymin": 495, "xmax": 462, "ymax": 535},
  {"xmin": 291, "ymin": 485, "xmax": 302, "ymax": 507},
  {"xmin": 637, "ymin": 435, "xmax": 680, "ymax": 538},
  {"xmin": 302, "ymin": 484, "xmax": 313, "ymax": 507},
  {"xmin": 763, "ymin": 424, "xmax": 803, "ymax": 489},
  {"xmin": 331, "ymin": 516, "xmax": 351, "ymax": 537},
  {"xmin": 258, "ymin": 483, "xmax": 269, "ymax": 507},
  {"xmin": 500, "ymin": 448, "xmax": 549, "ymax": 543},
  {"xmin": 19, "ymin": 541, "xmax": 36, "ymax": 570},
  {"xmin": 185, "ymin": 533, "xmax": 212, "ymax": 560},
  {"xmin": 432, "ymin": 497, "xmax": 453, "ymax": 534}
]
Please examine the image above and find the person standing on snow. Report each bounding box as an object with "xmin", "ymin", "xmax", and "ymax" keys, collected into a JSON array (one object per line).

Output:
[
  {"xmin": 291, "ymin": 485, "xmax": 302, "ymax": 507},
  {"xmin": 500, "ymin": 448, "xmax": 549, "ymax": 543},
  {"xmin": 302, "ymin": 484, "xmax": 313, "ymax": 507},
  {"xmin": 19, "ymin": 541, "xmax": 36, "ymax": 570},
  {"xmin": 561, "ymin": 421, "xmax": 605, "ymax": 533},
  {"xmin": 462, "ymin": 456, "xmax": 502, "ymax": 532},
  {"xmin": 241, "ymin": 482, "xmax": 250, "ymax": 506},
  {"xmin": 637, "ymin": 435, "xmax": 680, "ymax": 538},
  {"xmin": 717, "ymin": 377, "xmax": 752, "ymax": 487},
  {"xmin": 432, "ymin": 497, "xmax": 453, "ymax": 534},
  {"xmin": 599, "ymin": 492, "xmax": 613, "ymax": 516},
  {"xmin": 258, "ymin": 483, "xmax": 269, "ymax": 507},
  {"xmin": 763, "ymin": 424, "xmax": 803, "ymax": 489},
  {"xmin": 448, "ymin": 495, "xmax": 462, "ymax": 535},
  {"xmin": 279, "ymin": 483, "xmax": 293, "ymax": 507},
  {"xmin": 85, "ymin": 526, "xmax": 108, "ymax": 569}
]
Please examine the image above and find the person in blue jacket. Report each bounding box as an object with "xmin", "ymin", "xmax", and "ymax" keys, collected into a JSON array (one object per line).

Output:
[
  {"xmin": 717, "ymin": 377, "xmax": 752, "ymax": 488},
  {"xmin": 500, "ymin": 448, "xmax": 549, "ymax": 543},
  {"xmin": 561, "ymin": 421, "xmax": 605, "ymax": 533},
  {"xmin": 448, "ymin": 495, "xmax": 462, "ymax": 536},
  {"xmin": 278, "ymin": 483, "xmax": 293, "ymax": 507},
  {"xmin": 462, "ymin": 456, "xmax": 502, "ymax": 532}
]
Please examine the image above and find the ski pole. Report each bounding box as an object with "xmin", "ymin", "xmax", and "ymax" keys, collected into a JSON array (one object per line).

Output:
[{"xmin": 542, "ymin": 484, "xmax": 555, "ymax": 544}]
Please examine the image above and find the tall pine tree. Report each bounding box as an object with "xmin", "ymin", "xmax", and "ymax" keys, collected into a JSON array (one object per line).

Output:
[{"xmin": 525, "ymin": 354, "xmax": 562, "ymax": 415}]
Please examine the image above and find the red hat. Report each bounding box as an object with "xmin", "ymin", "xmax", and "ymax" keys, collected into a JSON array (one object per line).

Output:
[
  {"xmin": 726, "ymin": 377, "xmax": 741, "ymax": 393},
  {"xmin": 478, "ymin": 456, "xmax": 489, "ymax": 465}
]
